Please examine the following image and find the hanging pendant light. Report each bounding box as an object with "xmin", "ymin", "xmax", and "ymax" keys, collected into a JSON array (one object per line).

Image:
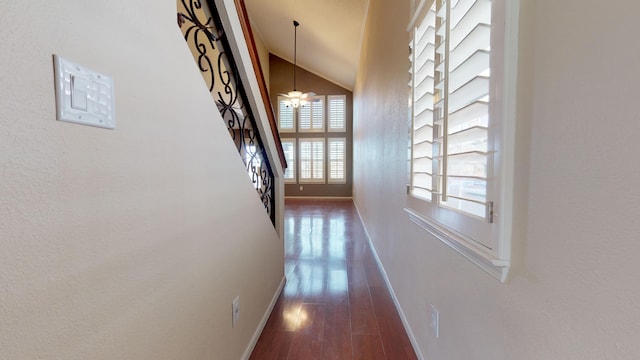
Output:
[{"xmin": 282, "ymin": 20, "xmax": 314, "ymax": 108}]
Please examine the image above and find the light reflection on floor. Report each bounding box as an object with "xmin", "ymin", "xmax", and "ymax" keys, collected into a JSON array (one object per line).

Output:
[
  {"xmin": 250, "ymin": 200, "xmax": 419, "ymax": 359},
  {"xmin": 281, "ymin": 202, "xmax": 352, "ymax": 329}
]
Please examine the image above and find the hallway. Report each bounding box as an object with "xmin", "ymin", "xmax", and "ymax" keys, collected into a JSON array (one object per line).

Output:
[{"xmin": 250, "ymin": 199, "xmax": 417, "ymax": 359}]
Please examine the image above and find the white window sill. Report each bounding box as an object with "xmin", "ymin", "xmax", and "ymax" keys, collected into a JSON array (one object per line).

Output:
[{"xmin": 404, "ymin": 208, "xmax": 510, "ymax": 282}]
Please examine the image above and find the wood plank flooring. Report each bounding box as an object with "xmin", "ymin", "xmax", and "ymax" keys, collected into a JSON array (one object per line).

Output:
[{"xmin": 249, "ymin": 199, "xmax": 417, "ymax": 360}]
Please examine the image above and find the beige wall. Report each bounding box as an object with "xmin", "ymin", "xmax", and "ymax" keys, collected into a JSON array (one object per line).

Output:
[
  {"xmin": 251, "ymin": 24, "xmax": 271, "ymax": 91},
  {"xmin": 270, "ymin": 54, "xmax": 353, "ymax": 197},
  {"xmin": 354, "ymin": 0, "xmax": 640, "ymax": 359},
  {"xmin": 0, "ymin": 1, "xmax": 283, "ymax": 359}
]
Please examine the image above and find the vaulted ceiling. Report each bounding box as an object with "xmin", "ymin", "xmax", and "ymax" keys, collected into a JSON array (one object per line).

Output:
[{"xmin": 243, "ymin": 0, "xmax": 370, "ymax": 91}]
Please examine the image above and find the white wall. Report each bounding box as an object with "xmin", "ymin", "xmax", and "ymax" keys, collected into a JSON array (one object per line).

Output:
[
  {"xmin": 353, "ymin": 0, "xmax": 640, "ymax": 359},
  {"xmin": 0, "ymin": 1, "xmax": 283, "ymax": 359}
]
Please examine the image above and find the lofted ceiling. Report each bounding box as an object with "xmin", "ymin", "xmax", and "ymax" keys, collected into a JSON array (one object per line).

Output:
[{"xmin": 243, "ymin": 0, "xmax": 370, "ymax": 91}]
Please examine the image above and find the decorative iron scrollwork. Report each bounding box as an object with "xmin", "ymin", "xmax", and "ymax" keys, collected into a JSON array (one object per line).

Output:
[{"xmin": 178, "ymin": 0, "xmax": 275, "ymax": 224}]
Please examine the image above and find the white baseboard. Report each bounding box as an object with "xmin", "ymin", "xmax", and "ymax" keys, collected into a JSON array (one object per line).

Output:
[
  {"xmin": 352, "ymin": 202, "xmax": 425, "ymax": 360},
  {"xmin": 241, "ymin": 276, "xmax": 286, "ymax": 360}
]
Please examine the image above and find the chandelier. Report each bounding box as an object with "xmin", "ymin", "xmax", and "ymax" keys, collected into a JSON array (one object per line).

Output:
[{"xmin": 281, "ymin": 20, "xmax": 314, "ymax": 108}]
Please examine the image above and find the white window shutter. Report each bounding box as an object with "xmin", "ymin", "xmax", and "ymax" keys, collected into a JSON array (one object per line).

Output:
[
  {"xmin": 299, "ymin": 138, "xmax": 325, "ymax": 183},
  {"xmin": 407, "ymin": 0, "xmax": 517, "ymax": 281},
  {"xmin": 435, "ymin": 0, "xmax": 491, "ymax": 218},
  {"xmin": 278, "ymin": 96, "xmax": 295, "ymax": 132},
  {"xmin": 410, "ymin": 3, "xmax": 436, "ymax": 200},
  {"xmin": 328, "ymin": 138, "xmax": 346, "ymax": 183},
  {"xmin": 410, "ymin": 0, "xmax": 491, "ymax": 218},
  {"xmin": 328, "ymin": 95, "xmax": 346, "ymax": 132},
  {"xmin": 298, "ymin": 96, "xmax": 325, "ymax": 132},
  {"xmin": 281, "ymin": 139, "xmax": 296, "ymax": 183}
]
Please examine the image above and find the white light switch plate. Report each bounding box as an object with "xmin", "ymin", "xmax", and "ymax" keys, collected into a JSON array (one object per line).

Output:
[
  {"xmin": 232, "ymin": 296, "xmax": 240, "ymax": 327},
  {"xmin": 53, "ymin": 55, "xmax": 115, "ymax": 129},
  {"xmin": 430, "ymin": 304, "xmax": 439, "ymax": 338}
]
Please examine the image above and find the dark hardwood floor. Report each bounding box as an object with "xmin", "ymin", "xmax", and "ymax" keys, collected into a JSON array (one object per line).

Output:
[{"xmin": 249, "ymin": 199, "xmax": 417, "ymax": 360}]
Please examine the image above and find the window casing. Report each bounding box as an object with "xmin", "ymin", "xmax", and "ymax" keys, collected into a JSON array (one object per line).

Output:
[{"xmin": 407, "ymin": 0, "xmax": 518, "ymax": 282}]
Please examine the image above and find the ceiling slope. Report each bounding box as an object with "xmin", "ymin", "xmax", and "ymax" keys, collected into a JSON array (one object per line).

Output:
[{"xmin": 244, "ymin": 0, "xmax": 370, "ymax": 91}]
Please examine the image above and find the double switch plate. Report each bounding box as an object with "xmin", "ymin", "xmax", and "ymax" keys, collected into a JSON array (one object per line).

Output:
[{"xmin": 53, "ymin": 54, "xmax": 115, "ymax": 129}]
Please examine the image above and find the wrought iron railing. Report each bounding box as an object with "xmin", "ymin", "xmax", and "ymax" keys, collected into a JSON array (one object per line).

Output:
[
  {"xmin": 178, "ymin": 0, "xmax": 275, "ymax": 224},
  {"xmin": 232, "ymin": 0, "xmax": 288, "ymax": 170}
]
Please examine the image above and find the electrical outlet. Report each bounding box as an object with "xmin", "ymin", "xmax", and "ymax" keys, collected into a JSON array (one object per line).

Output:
[
  {"xmin": 430, "ymin": 304, "xmax": 439, "ymax": 338},
  {"xmin": 232, "ymin": 296, "xmax": 240, "ymax": 327},
  {"xmin": 299, "ymin": 185, "xmax": 303, "ymax": 191}
]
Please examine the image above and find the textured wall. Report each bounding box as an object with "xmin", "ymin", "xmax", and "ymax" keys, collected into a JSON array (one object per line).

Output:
[
  {"xmin": 0, "ymin": 1, "xmax": 283, "ymax": 359},
  {"xmin": 353, "ymin": 0, "xmax": 640, "ymax": 359},
  {"xmin": 252, "ymin": 25, "xmax": 271, "ymax": 92}
]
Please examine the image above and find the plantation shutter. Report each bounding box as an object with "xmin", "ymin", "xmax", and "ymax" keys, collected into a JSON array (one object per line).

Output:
[
  {"xmin": 299, "ymin": 105, "xmax": 311, "ymax": 130},
  {"xmin": 410, "ymin": 0, "xmax": 491, "ymax": 219},
  {"xmin": 407, "ymin": 0, "xmax": 516, "ymax": 277},
  {"xmin": 312, "ymin": 98, "xmax": 324, "ymax": 130},
  {"xmin": 299, "ymin": 138, "xmax": 325, "ymax": 183},
  {"xmin": 328, "ymin": 138, "xmax": 346, "ymax": 183},
  {"xmin": 298, "ymin": 96, "xmax": 325, "ymax": 132},
  {"xmin": 410, "ymin": 3, "xmax": 436, "ymax": 200},
  {"xmin": 278, "ymin": 96, "xmax": 294, "ymax": 132},
  {"xmin": 434, "ymin": 0, "xmax": 491, "ymax": 218},
  {"xmin": 328, "ymin": 95, "xmax": 346, "ymax": 132},
  {"xmin": 282, "ymin": 139, "xmax": 296, "ymax": 182}
]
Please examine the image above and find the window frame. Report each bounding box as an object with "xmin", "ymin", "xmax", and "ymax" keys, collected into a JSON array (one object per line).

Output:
[{"xmin": 405, "ymin": 0, "xmax": 519, "ymax": 282}]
